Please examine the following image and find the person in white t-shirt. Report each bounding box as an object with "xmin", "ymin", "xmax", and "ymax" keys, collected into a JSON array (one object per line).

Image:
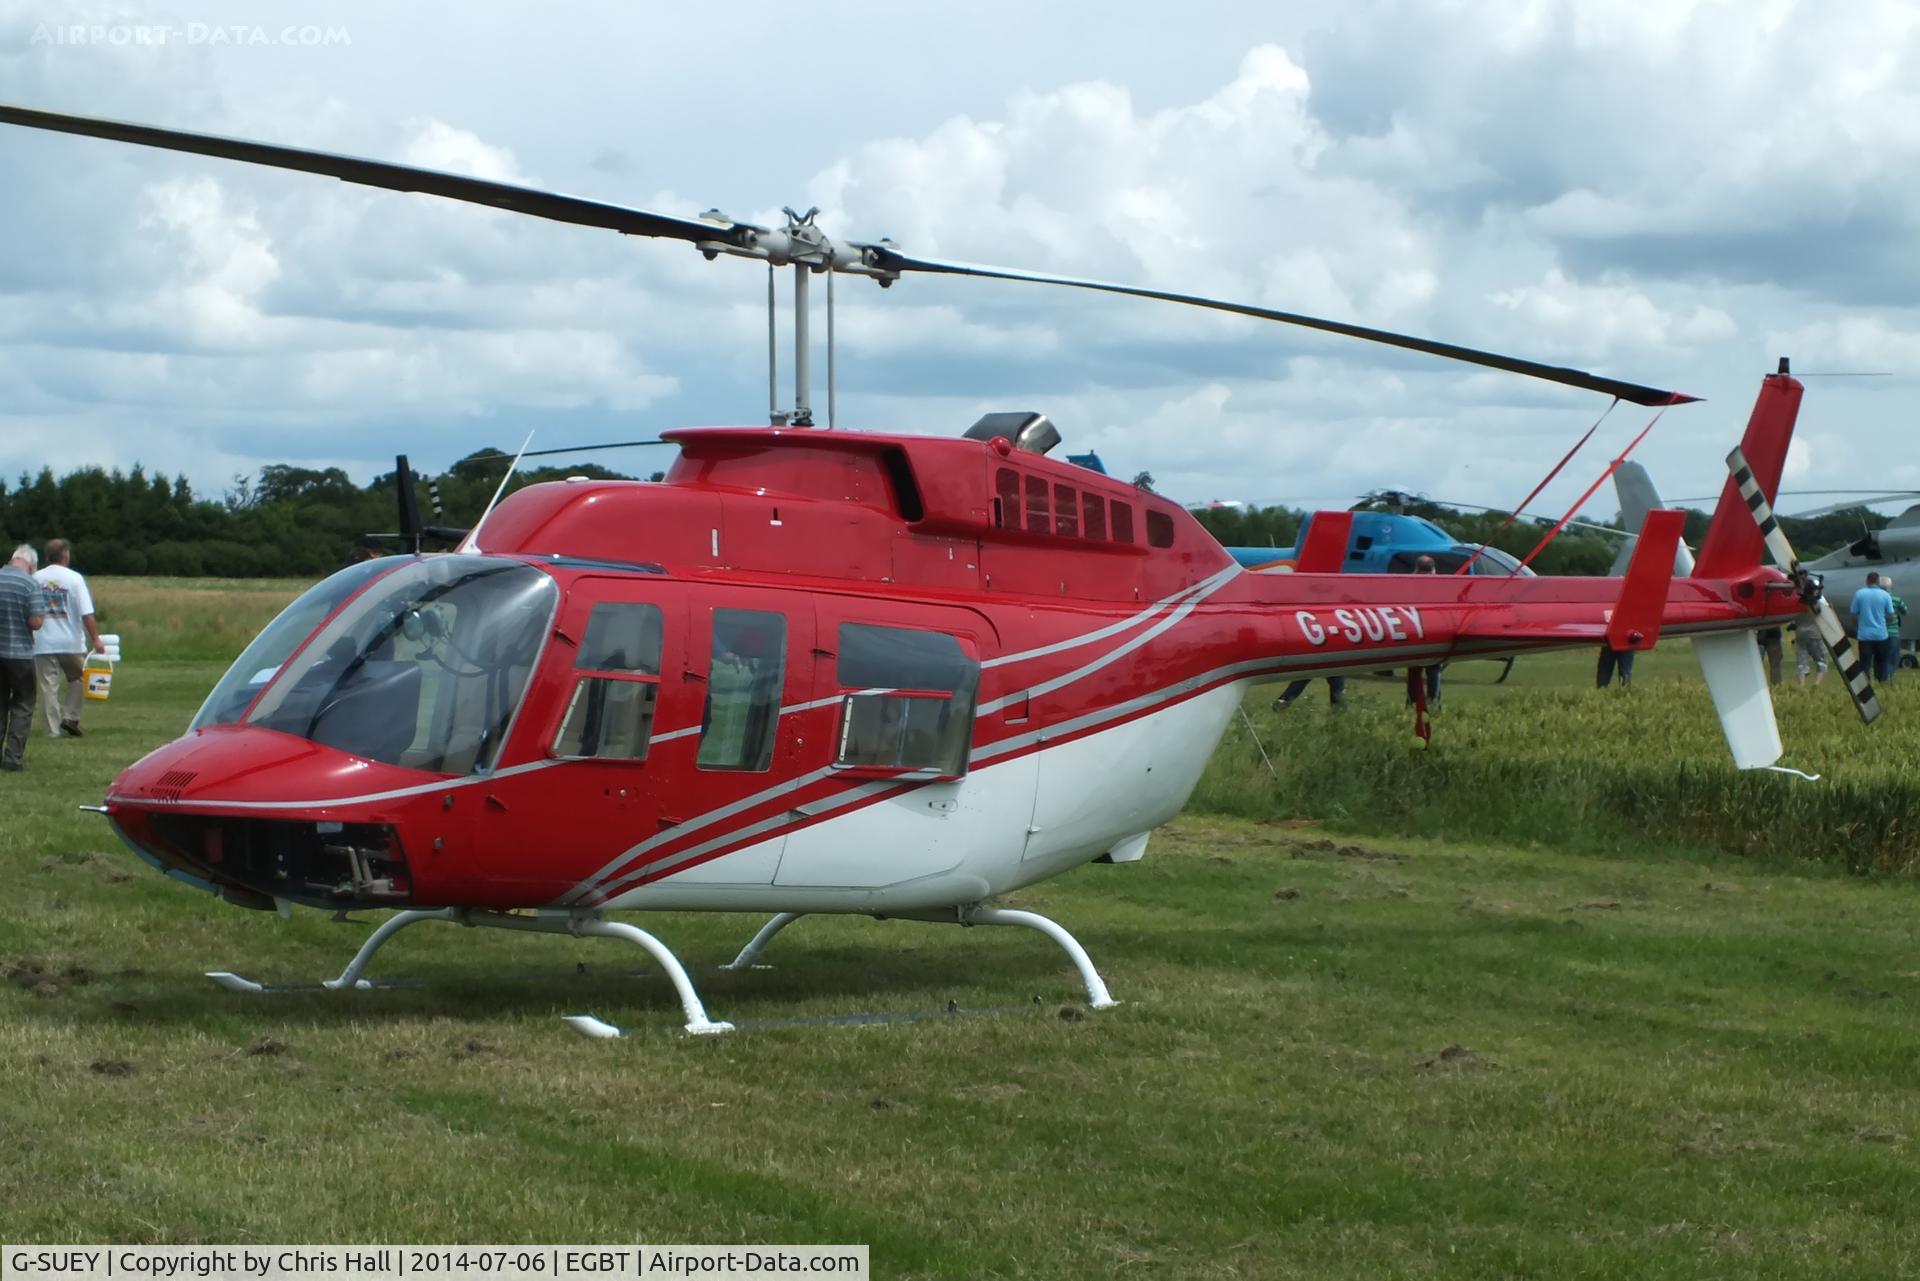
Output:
[{"xmin": 33, "ymin": 538, "xmax": 104, "ymax": 738}]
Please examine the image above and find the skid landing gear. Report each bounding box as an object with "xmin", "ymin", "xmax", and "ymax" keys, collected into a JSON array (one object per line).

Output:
[
  {"xmin": 207, "ymin": 908, "xmax": 733, "ymax": 1037},
  {"xmin": 722, "ymin": 903, "xmax": 1120, "ymax": 1010}
]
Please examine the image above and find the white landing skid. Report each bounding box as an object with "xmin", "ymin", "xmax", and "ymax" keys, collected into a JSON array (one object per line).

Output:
[
  {"xmin": 722, "ymin": 903, "xmax": 1120, "ymax": 1010},
  {"xmin": 206, "ymin": 908, "xmax": 733, "ymax": 1037}
]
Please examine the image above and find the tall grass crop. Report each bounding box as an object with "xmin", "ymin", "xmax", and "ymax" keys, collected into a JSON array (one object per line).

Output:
[
  {"xmin": 1195, "ymin": 651, "xmax": 1920, "ymax": 873},
  {"xmin": 90, "ymin": 576, "xmax": 306, "ymax": 662}
]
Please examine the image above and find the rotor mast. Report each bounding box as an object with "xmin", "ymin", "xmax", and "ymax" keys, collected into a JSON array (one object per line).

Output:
[{"xmin": 697, "ymin": 205, "xmax": 898, "ymax": 428}]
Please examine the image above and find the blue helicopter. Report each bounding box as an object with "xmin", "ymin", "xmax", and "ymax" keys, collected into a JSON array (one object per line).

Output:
[
  {"xmin": 1069, "ymin": 456, "xmax": 1537, "ymax": 577},
  {"xmin": 1218, "ymin": 499, "xmax": 1536, "ymax": 577}
]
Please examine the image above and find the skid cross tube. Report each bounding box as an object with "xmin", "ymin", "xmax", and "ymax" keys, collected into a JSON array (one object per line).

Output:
[{"xmin": 721, "ymin": 904, "xmax": 1119, "ymax": 1009}]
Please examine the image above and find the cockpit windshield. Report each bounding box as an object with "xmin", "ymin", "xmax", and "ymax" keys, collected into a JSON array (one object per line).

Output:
[
  {"xmin": 207, "ymin": 556, "xmax": 556, "ymax": 773},
  {"xmin": 192, "ymin": 557, "xmax": 399, "ymax": 732}
]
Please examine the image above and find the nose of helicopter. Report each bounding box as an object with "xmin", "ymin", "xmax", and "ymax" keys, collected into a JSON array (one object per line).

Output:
[{"xmin": 106, "ymin": 724, "xmax": 443, "ymax": 910}]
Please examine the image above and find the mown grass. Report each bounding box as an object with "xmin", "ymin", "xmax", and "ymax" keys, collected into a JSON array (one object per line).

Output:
[{"xmin": 5, "ymin": 587, "xmax": 1920, "ymax": 1276}]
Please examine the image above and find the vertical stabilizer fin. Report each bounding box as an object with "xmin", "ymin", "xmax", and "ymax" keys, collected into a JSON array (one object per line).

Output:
[
  {"xmin": 1694, "ymin": 367, "xmax": 1803, "ymax": 578},
  {"xmin": 1295, "ymin": 511, "xmax": 1355, "ymax": 574},
  {"xmin": 1608, "ymin": 462, "xmax": 1696, "ymax": 576},
  {"xmin": 1691, "ymin": 631, "xmax": 1783, "ymax": 769}
]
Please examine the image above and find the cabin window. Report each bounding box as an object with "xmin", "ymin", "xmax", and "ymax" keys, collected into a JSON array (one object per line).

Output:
[
  {"xmin": 1111, "ymin": 501, "xmax": 1135, "ymax": 544},
  {"xmin": 698, "ymin": 609, "xmax": 786, "ymax": 772},
  {"xmin": 1024, "ymin": 476, "xmax": 1050, "ymax": 533},
  {"xmin": 1146, "ymin": 510, "xmax": 1175, "ymax": 548},
  {"xmin": 994, "ymin": 468, "xmax": 1020, "ymax": 529},
  {"xmin": 1388, "ymin": 550, "xmax": 1470, "ymax": 574},
  {"xmin": 834, "ymin": 623, "xmax": 978, "ymax": 776},
  {"xmin": 1054, "ymin": 484, "xmax": 1079, "ymax": 537},
  {"xmin": 1082, "ymin": 493, "xmax": 1107, "ymax": 541},
  {"xmin": 553, "ymin": 602, "xmax": 663, "ymax": 761}
]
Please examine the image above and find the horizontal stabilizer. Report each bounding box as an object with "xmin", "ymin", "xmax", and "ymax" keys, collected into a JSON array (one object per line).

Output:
[
  {"xmin": 1690, "ymin": 632, "xmax": 1783, "ymax": 769},
  {"xmin": 1607, "ymin": 509, "xmax": 1686, "ymax": 651},
  {"xmin": 1295, "ymin": 512, "xmax": 1354, "ymax": 574}
]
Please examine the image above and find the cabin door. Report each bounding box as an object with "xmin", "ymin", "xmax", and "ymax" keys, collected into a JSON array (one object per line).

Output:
[{"xmin": 775, "ymin": 600, "xmax": 1032, "ymax": 892}]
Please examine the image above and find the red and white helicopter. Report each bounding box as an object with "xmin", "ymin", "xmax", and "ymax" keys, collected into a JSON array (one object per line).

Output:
[{"xmin": 1, "ymin": 104, "xmax": 1878, "ymax": 1037}]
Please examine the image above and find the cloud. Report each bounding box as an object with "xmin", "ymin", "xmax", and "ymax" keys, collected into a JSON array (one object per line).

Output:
[{"xmin": 5, "ymin": 0, "xmax": 1920, "ymax": 518}]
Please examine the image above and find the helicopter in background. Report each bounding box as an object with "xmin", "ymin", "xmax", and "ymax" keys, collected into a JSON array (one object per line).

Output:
[{"xmin": 1630, "ymin": 481, "xmax": 1920, "ymax": 659}]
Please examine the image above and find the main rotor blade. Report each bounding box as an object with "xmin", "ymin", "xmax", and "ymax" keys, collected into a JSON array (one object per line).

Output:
[
  {"xmin": 0, "ymin": 103, "xmax": 753, "ymax": 249},
  {"xmin": 519, "ymin": 438, "xmax": 676, "ymax": 460},
  {"xmin": 863, "ymin": 247, "xmax": 1697, "ymax": 407},
  {"xmin": 460, "ymin": 439, "xmax": 678, "ymax": 467},
  {"xmin": 1785, "ymin": 492, "xmax": 1920, "ymax": 520}
]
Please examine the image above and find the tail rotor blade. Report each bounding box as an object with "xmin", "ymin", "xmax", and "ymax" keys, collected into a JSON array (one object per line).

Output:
[
  {"xmin": 1727, "ymin": 446, "xmax": 1881, "ymax": 724},
  {"xmin": 1810, "ymin": 598, "xmax": 1883, "ymax": 724},
  {"xmin": 1726, "ymin": 446, "xmax": 1801, "ymax": 571}
]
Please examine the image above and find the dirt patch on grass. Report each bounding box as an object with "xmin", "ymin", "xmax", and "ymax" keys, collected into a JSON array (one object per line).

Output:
[
  {"xmin": 4, "ymin": 958, "xmax": 95, "ymax": 997},
  {"xmin": 1416, "ymin": 1044, "xmax": 1491, "ymax": 1071},
  {"xmin": 1283, "ymin": 837, "xmax": 1406, "ymax": 864}
]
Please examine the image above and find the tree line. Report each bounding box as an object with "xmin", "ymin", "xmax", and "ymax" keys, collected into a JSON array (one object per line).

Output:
[
  {"xmin": 0, "ymin": 453, "xmax": 1893, "ymax": 580},
  {"xmin": 0, "ymin": 452, "xmax": 643, "ymax": 578}
]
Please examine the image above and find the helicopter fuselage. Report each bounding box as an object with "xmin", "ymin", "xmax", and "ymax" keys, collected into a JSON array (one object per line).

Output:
[{"xmin": 104, "ymin": 404, "xmax": 1805, "ymax": 919}]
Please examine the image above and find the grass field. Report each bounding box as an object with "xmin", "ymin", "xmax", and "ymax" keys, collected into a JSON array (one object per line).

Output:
[{"xmin": 4, "ymin": 579, "xmax": 1920, "ymax": 1276}]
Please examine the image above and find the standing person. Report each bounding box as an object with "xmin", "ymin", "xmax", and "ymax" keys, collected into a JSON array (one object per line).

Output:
[
  {"xmin": 1883, "ymin": 575, "xmax": 1907, "ymax": 681},
  {"xmin": 1273, "ymin": 676, "xmax": 1345, "ymax": 710},
  {"xmin": 1793, "ymin": 618, "xmax": 1829, "ymax": 687},
  {"xmin": 1596, "ymin": 645, "xmax": 1635, "ymax": 688},
  {"xmin": 1850, "ymin": 571, "xmax": 1897, "ymax": 686},
  {"xmin": 1409, "ymin": 554, "xmax": 1443, "ymax": 706},
  {"xmin": 1, "ymin": 543, "xmax": 48, "ymax": 773},
  {"xmin": 33, "ymin": 538, "xmax": 104, "ymax": 738},
  {"xmin": 1755, "ymin": 626, "xmax": 1784, "ymax": 685}
]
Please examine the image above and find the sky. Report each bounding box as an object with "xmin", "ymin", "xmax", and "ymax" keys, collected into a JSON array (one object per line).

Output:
[{"xmin": 4, "ymin": 0, "xmax": 1920, "ymax": 520}]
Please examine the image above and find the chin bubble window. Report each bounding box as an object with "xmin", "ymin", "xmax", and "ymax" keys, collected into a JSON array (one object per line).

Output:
[
  {"xmin": 553, "ymin": 602, "xmax": 665, "ymax": 761},
  {"xmin": 833, "ymin": 623, "xmax": 979, "ymax": 778}
]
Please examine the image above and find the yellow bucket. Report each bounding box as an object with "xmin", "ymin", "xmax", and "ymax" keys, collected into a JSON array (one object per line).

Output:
[{"xmin": 84, "ymin": 655, "xmax": 113, "ymax": 702}]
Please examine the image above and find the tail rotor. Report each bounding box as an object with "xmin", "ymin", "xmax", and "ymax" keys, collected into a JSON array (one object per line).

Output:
[{"xmin": 1727, "ymin": 446, "xmax": 1881, "ymax": 724}]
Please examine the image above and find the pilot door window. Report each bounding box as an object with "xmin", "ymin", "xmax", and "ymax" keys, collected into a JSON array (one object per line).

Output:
[
  {"xmin": 552, "ymin": 602, "xmax": 664, "ymax": 761},
  {"xmin": 697, "ymin": 609, "xmax": 787, "ymax": 772},
  {"xmin": 832, "ymin": 623, "xmax": 979, "ymax": 777}
]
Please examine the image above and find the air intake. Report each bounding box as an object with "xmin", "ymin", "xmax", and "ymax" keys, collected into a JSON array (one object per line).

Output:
[{"xmin": 964, "ymin": 412, "xmax": 1060, "ymax": 457}]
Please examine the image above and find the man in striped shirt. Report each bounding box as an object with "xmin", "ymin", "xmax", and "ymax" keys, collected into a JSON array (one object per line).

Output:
[{"xmin": 1, "ymin": 543, "xmax": 48, "ymax": 772}]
